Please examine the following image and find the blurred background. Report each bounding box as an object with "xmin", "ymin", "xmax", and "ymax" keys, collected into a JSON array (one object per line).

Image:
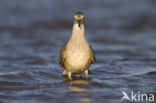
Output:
[{"xmin": 0, "ymin": 0, "xmax": 156, "ymax": 103}]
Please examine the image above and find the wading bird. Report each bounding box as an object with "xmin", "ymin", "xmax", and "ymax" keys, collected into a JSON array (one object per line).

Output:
[{"xmin": 59, "ymin": 12, "xmax": 95, "ymax": 80}]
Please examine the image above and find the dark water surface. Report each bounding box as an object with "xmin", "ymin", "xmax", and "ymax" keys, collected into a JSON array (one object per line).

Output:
[{"xmin": 0, "ymin": 0, "xmax": 156, "ymax": 103}]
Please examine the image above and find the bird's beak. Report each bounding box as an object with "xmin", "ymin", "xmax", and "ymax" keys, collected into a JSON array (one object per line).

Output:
[{"xmin": 78, "ymin": 20, "xmax": 81, "ymax": 27}]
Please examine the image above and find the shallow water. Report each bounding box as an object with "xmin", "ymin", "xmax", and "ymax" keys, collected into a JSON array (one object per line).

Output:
[{"xmin": 0, "ymin": 0, "xmax": 156, "ymax": 103}]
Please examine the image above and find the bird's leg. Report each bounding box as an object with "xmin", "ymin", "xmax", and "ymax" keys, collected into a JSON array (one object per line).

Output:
[
  {"xmin": 84, "ymin": 69, "xmax": 88, "ymax": 80},
  {"xmin": 68, "ymin": 72, "xmax": 72, "ymax": 80},
  {"xmin": 63, "ymin": 70, "xmax": 68, "ymax": 76}
]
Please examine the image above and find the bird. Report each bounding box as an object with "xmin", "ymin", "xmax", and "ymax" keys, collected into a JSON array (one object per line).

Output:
[{"xmin": 59, "ymin": 12, "xmax": 95, "ymax": 80}]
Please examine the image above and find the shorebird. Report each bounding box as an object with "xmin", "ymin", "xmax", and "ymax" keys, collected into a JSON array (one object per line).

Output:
[{"xmin": 59, "ymin": 12, "xmax": 95, "ymax": 80}]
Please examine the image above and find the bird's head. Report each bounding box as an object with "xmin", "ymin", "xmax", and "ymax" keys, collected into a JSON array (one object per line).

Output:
[
  {"xmin": 74, "ymin": 12, "xmax": 84, "ymax": 20},
  {"xmin": 74, "ymin": 12, "xmax": 84, "ymax": 27}
]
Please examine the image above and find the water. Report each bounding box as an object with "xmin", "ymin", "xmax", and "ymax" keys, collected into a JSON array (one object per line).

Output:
[{"xmin": 0, "ymin": 0, "xmax": 156, "ymax": 103}]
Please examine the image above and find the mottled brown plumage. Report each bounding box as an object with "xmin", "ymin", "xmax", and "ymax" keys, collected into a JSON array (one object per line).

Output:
[{"xmin": 59, "ymin": 12, "xmax": 95, "ymax": 80}]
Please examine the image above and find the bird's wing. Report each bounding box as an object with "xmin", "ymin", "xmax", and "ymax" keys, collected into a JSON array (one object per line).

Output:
[
  {"xmin": 89, "ymin": 45, "xmax": 96, "ymax": 64},
  {"xmin": 59, "ymin": 44, "xmax": 66, "ymax": 67}
]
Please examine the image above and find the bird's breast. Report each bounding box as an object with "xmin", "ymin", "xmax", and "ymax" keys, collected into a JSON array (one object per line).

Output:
[
  {"xmin": 65, "ymin": 45, "xmax": 91, "ymax": 71},
  {"xmin": 67, "ymin": 47, "xmax": 90, "ymax": 63}
]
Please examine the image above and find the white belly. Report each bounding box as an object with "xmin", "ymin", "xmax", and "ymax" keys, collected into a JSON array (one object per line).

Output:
[{"xmin": 65, "ymin": 49, "xmax": 90, "ymax": 72}]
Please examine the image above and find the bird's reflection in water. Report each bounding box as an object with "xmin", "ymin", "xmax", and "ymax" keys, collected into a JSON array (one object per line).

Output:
[
  {"xmin": 62, "ymin": 76, "xmax": 90, "ymax": 84},
  {"xmin": 62, "ymin": 77, "xmax": 91, "ymax": 103}
]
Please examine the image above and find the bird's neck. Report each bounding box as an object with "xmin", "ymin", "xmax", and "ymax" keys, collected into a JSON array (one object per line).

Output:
[
  {"xmin": 67, "ymin": 19, "xmax": 89, "ymax": 49},
  {"xmin": 70, "ymin": 20, "xmax": 85, "ymax": 40}
]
